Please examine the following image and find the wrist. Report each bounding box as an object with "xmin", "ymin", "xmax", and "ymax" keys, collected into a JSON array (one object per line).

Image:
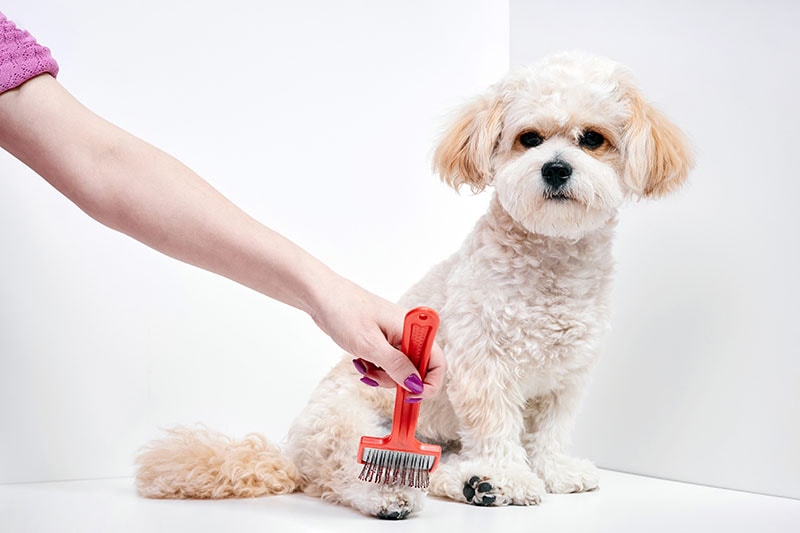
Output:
[{"xmin": 295, "ymin": 260, "xmax": 347, "ymax": 326}]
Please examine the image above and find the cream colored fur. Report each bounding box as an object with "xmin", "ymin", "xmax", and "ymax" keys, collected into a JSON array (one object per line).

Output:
[{"xmin": 135, "ymin": 52, "xmax": 692, "ymax": 519}]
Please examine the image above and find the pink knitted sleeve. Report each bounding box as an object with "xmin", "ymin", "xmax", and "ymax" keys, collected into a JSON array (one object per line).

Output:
[{"xmin": 0, "ymin": 11, "xmax": 59, "ymax": 93}]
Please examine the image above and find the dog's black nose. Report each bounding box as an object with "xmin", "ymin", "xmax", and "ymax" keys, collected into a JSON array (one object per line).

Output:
[{"xmin": 541, "ymin": 160, "xmax": 572, "ymax": 189}]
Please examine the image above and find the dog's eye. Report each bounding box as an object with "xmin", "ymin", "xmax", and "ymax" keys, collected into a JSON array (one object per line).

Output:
[
  {"xmin": 579, "ymin": 131, "xmax": 605, "ymax": 149},
  {"xmin": 519, "ymin": 131, "xmax": 544, "ymax": 148}
]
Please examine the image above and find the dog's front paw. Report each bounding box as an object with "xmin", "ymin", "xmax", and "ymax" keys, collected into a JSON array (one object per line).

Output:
[
  {"xmin": 338, "ymin": 480, "xmax": 425, "ymax": 520},
  {"xmin": 371, "ymin": 486, "xmax": 425, "ymax": 520},
  {"xmin": 431, "ymin": 461, "xmax": 545, "ymax": 506},
  {"xmin": 375, "ymin": 493, "xmax": 415, "ymax": 520},
  {"xmin": 533, "ymin": 454, "xmax": 599, "ymax": 494}
]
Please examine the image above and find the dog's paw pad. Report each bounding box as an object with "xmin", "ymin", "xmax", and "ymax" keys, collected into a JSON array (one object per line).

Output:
[
  {"xmin": 463, "ymin": 476, "xmax": 497, "ymax": 506},
  {"xmin": 377, "ymin": 508, "xmax": 411, "ymax": 520}
]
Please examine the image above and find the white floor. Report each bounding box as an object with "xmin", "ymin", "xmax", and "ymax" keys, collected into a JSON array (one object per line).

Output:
[{"xmin": 2, "ymin": 470, "xmax": 798, "ymax": 533}]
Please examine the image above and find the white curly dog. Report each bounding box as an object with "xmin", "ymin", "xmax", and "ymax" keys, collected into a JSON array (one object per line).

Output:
[{"xmin": 136, "ymin": 52, "xmax": 693, "ymax": 519}]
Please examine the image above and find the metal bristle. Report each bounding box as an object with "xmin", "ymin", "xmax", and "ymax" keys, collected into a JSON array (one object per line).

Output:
[{"xmin": 358, "ymin": 448, "xmax": 435, "ymax": 489}]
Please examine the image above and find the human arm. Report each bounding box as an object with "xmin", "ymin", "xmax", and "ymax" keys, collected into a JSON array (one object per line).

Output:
[{"xmin": 0, "ymin": 73, "xmax": 445, "ymax": 398}]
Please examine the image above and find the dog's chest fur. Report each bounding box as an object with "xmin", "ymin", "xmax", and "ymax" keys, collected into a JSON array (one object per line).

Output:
[{"xmin": 402, "ymin": 196, "xmax": 616, "ymax": 437}]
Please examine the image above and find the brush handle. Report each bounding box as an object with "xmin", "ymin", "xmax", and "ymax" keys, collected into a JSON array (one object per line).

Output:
[{"xmin": 390, "ymin": 307, "xmax": 439, "ymax": 444}]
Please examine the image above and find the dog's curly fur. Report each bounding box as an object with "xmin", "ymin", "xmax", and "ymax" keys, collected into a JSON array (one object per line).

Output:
[{"xmin": 135, "ymin": 52, "xmax": 693, "ymax": 518}]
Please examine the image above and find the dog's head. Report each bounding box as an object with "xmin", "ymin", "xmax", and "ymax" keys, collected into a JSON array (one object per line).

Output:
[{"xmin": 434, "ymin": 52, "xmax": 693, "ymax": 239}]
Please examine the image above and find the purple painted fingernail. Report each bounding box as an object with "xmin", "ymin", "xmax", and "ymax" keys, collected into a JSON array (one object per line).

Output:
[
  {"xmin": 404, "ymin": 374, "xmax": 424, "ymax": 395},
  {"xmin": 352, "ymin": 359, "xmax": 367, "ymax": 375},
  {"xmin": 404, "ymin": 397, "xmax": 423, "ymax": 404},
  {"xmin": 360, "ymin": 376, "xmax": 379, "ymax": 387}
]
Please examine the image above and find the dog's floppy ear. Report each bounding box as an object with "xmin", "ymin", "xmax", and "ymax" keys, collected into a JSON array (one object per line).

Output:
[
  {"xmin": 622, "ymin": 88, "xmax": 694, "ymax": 198},
  {"xmin": 433, "ymin": 90, "xmax": 504, "ymax": 193}
]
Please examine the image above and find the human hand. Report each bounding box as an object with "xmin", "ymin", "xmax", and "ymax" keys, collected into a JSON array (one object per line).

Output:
[{"xmin": 309, "ymin": 277, "xmax": 445, "ymax": 401}]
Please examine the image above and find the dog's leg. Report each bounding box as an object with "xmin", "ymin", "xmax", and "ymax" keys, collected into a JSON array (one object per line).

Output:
[
  {"xmin": 428, "ymin": 340, "xmax": 546, "ymax": 507},
  {"xmin": 286, "ymin": 364, "xmax": 426, "ymax": 519},
  {"xmin": 522, "ymin": 383, "xmax": 600, "ymax": 494}
]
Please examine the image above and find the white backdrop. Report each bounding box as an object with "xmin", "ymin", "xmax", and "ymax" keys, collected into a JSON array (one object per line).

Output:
[
  {"xmin": 2, "ymin": 0, "xmax": 797, "ymax": 502},
  {"xmin": 0, "ymin": 0, "xmax": 506, "ymax": 483},
  {"xmin": 511, "ymin": 0, "xmax": 800, "ymax": 499}
]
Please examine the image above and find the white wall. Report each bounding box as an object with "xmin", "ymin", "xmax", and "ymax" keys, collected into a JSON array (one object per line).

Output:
[
  {"xmin": 511, "ymin": 0, "xmax": 800, "ymax": 499},
  {"xmin": 0, "ymin": 0, "xmax": 508, "ymax": 483}
]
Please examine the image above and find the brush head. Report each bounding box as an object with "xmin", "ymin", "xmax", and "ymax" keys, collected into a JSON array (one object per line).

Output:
[{"xmin": 358, "ymin": 447, "xmax": 437, "ymax": 489}]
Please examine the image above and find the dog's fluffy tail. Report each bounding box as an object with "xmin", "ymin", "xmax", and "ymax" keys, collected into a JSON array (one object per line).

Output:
[{"xmin": 135, "ymin": 426, "xmax": 298, "ymax": 499}]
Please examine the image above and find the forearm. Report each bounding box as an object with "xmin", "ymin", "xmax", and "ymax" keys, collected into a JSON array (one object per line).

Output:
[
  {"xmin": 0, "ymin": 74, "xmax": 335, "ymax": 316},
  {"xmin": 89, "ymin": 141, "xmax": 336, "ymax": 315}
]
